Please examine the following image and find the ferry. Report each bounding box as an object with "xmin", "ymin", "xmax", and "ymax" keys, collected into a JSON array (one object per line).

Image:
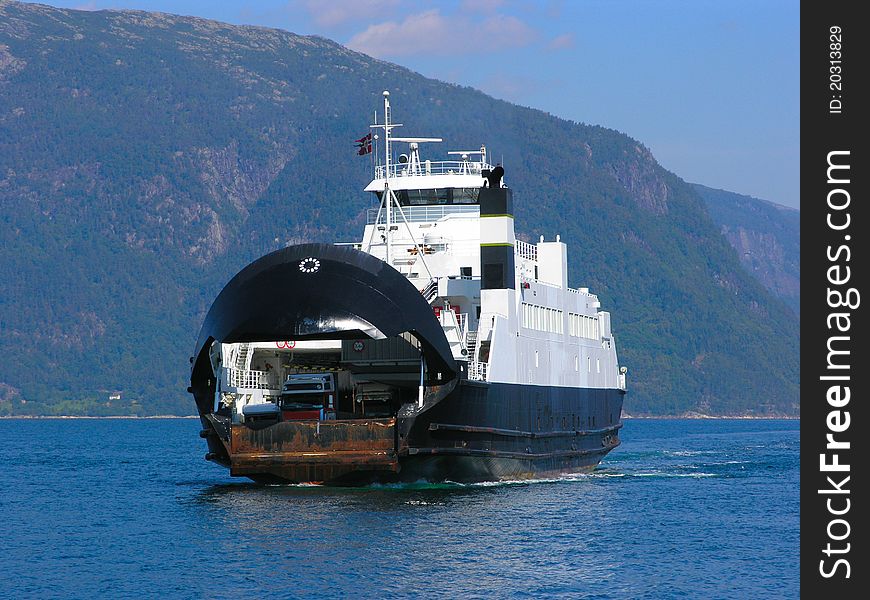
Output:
[{"xmin": 189, "ymin": 91, "xmax": 627, "ymax": 484}]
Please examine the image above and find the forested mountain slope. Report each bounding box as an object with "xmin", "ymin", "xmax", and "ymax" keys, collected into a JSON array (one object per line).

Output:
[{"xmin": 0, "ymin": 2, "xmax": 799, "ymax": 416}]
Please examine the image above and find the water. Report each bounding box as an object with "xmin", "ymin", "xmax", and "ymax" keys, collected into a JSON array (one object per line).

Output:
[{"xmin": 0, "ymin": 418, "xmax": 798, "ymax": 599}]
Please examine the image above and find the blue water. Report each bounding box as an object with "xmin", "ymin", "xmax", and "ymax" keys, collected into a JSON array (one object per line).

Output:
[{"xmin": 0, "ymin": 418, "xmax": 798, "ymax": 599}]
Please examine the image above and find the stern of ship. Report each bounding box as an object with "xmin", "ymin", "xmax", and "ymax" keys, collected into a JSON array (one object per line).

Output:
[{"xmin": 189, "ymin": 243, "xmax": 458, "ymax": 485}]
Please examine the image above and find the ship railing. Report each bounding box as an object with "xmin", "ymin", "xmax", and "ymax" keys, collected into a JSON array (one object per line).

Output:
[
  {"xmin": 468, "ymin": 361, "xmax": 488, "ymax": 382},
  {"xmin": 367, "ymin": 205, "xmax": 479, "ymax": 224},
  {"xmin": 375, "ymin": 160, "xmax": 492, "ymax": 179},
  {"xmin": 535, "ymin": 279, "xmax": 563, "ymax": 290},
  {"xmin": 567, "ymin": 287, "xmax": 593, "ymax": 296},
  {"xmin": 515, "ymin": 239, "xmax": 538, "ymax": 262},
  {"xmin": 224, "ymin": 368, "xmax": 277, "ymax": 391}
]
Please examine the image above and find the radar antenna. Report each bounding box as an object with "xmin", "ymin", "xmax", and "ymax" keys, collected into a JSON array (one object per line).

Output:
[{"xmin": 447, "ymin": 145, "xmax": 487, "ymax": 175}]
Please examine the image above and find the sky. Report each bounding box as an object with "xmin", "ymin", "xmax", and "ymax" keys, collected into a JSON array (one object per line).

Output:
[{"xmin": 43, "ymin": 0, "xmax": 800, "ymax": 209}]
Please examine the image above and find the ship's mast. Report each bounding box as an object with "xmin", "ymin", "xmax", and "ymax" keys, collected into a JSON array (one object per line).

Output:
[
  {"xmin": 383, "ymin": 91, "xmax": 391, "ymax": 263},
  {"xmin": 368, "ymin": 91, "xmax": 440, "ymax": 278},
  {"xmin": 376, "ymin": 90, "xmax": 401, "ymax": 264}
]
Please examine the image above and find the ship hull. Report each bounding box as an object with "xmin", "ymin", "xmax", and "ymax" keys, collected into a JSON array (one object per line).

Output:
[
  {"xmin": 202, "ymin": 380, "xmax": 623, "ymax": 485},
  {"xmin": 397, "ymin": 380, "xmax": 624, "ymax": 483}
]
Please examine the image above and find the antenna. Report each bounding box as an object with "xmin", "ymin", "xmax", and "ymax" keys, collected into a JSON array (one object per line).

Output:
[
  {"xmin": 448, "ymin": 148, "xmax": 486, "ymax": 175},
  {"xmin": 368, "ymin": 91, "xmax": 404, "ymax": 264},
  {"xmin": 382, "ymin": 91, "xmax": 393, "ymax": 264},
  {"xmin": 363, "ymin": 91, "xmax": 434, "ymax": 279},
  {"xmin": 392, "ymin": 137, "xmax": 442, "ymax": 143},
  {"xmin": 393, "ymin": 138, "xmax": 442, "ymax": 175}
]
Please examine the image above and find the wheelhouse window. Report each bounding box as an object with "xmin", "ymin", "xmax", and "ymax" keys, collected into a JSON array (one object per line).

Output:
[
  {"xmin": 451, "ymin": 188, "xmax": 479, "ymax": 204},
  {"xmin": 374, "ymin": 187, "xmax": 480, "ymax": 206}
]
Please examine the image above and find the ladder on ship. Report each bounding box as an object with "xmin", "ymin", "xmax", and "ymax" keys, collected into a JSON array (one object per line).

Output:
[
  {"xmin": 465, "ymin": 329, "xmax": 478, "ymax": 361},
  {"xmin": 235, "ymin": 343, "xmax": 252, "ymax": 371},
  {"xmin": 421, "ymin": 279, "xmax": 438, "ymax": 303}
]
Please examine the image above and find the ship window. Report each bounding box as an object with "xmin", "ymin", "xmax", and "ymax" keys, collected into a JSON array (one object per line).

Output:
[
  {"xmin": 410, "ymin": 189, "xmax": 449, "ymax": 205},
  {"xmin": 568, "ymin": 313, "xmax": 600, "ymax": 340},
  {"xmin": 587, "ymin": 357, "xmax": 591, "ymax": 372},
  {"xmin": 521, "ymin": 303, "xmax": 563, "ymax": 334},
  {"xmin": 452, "ymin": 187, "xmax": 480, "ymax": 204},
  {"xmin": 574, "ymin": 355, "xmax": 579, "ymax": 371},
  {"xmin": 535, "ymin": 350, "xmax": 539, "ymax": 368},
  {"xmin": 596, "ymin": 359, "xmax": 600, "ymax": 373},
  {"xmin": 377, "ymin": 188, "xmax": 480, "ymax": 206}
]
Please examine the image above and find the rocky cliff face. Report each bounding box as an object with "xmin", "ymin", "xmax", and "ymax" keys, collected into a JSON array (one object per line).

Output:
[
  {"xmin": 0, "ymin": 2, "xmax": 799, "ymax": 416},
  {"xmin": 604, "ymin": 144, "xmax": 672, "ymax": 215},
  {"xmin": 694, "ymin": 184, "xmax": 800, "ymax": 316}
]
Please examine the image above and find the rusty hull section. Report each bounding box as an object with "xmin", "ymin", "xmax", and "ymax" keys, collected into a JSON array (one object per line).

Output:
[{"xmin": 227, "ymin": 418, "xmax": 398, "ymax": 483}]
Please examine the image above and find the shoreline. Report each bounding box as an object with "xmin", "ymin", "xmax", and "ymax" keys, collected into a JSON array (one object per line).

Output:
[
  {"xmin": 1, "ymin": 414, "xmax": 798, "ymax": 420},
  {"xmin": 0, "ymin": 415, "xmax": 200, "ymax": 419},
  {"xmin": 622, "ymin": 414, "xmax": 800, "ymax": 420}
]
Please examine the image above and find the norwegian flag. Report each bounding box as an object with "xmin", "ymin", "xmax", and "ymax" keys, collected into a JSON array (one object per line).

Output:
[{"xmin": 355, "ymin": 133, "xmax": 372, "ymax": 155}]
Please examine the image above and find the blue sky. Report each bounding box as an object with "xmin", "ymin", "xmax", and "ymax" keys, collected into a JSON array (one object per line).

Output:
[{"xmin": 44, "ymin": 0, "xmax": 800, "ymax": 209}]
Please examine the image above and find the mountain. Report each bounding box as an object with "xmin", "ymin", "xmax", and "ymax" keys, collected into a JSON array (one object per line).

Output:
[
  {"xmin": 694, "ymin": 184, "xmax": 800, "ymax": 316},
  {"xmin": 0, "ymin": 2, "xmax": 799, "ymax": 417}
]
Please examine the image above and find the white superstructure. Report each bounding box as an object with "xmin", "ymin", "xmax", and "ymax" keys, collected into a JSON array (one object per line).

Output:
[
  {"xmin": 355, "ymin": 91, "xmax": 626, "ymax": 392},
  {"xmin": 211, "ymin": 91, "xmax": 625, "ymax": 422}
]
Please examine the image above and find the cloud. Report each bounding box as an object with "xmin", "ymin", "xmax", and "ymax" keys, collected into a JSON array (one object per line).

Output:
[
  {"xmin": 298, "ymin": 0, "xmax": 401, "ymax": 28},
  {"xmin": 347, "ymin": 9, "xmax": 536, "ymax": 58},
  {"xmin": 547, "ymin": 33, "xmax": 574, "ymax": 50},
  {"xmin": 75, "ymin": 1, "xmax": 99, "ymax": 10}
]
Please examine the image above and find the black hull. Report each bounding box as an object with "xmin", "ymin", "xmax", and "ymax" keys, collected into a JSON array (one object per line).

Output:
[
  {"xmin": 208, "ymin": 379, "xmax": 624, "ymax": 486},
  {"xmin": 393, "ymin": 380, "xmax": 624, "ymax": 483},
  {"xmin": 396, "ymin": 452, "xmax": 612, "ymax": 483}
]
